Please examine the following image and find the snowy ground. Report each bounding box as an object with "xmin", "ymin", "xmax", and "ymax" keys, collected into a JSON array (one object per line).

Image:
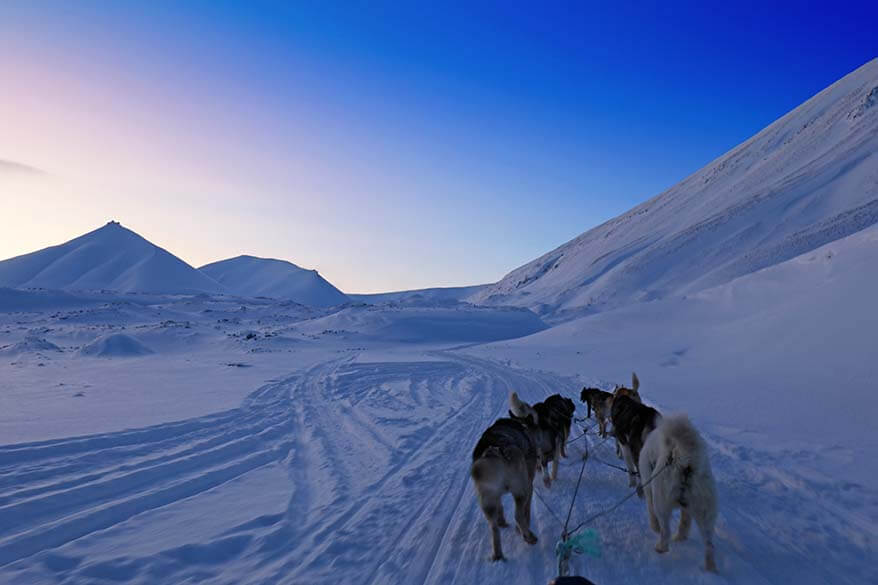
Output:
[{"xmin": 1, "ymin": 231, "xmax": 876, "ymax": 585}]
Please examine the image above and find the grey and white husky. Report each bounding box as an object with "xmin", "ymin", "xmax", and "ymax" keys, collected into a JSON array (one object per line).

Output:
[{"xmin": 471, "ymin": 417, "xmax": 539, "ymax": 561}]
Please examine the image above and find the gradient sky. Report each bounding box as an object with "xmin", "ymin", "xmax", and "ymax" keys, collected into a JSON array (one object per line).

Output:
[{"xmin": 1, "ymin": 1, "xmax": 875, "ymax": 292}]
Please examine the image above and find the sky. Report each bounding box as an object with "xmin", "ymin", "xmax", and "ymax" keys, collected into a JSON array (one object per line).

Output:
[{"xmin": 0, "ymin": 2, "xmax": 875, "ymax": 293}]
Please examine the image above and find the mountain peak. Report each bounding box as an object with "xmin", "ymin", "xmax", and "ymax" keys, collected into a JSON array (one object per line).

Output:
[{"xmin": 0, "ymin": 222, "xmax": 224, "ymax": 294}]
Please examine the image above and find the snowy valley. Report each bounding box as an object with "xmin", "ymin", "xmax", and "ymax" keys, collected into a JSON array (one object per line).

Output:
[{"xmin": 1, "ymin": 60, "xmax": 877, "ymax": 585}]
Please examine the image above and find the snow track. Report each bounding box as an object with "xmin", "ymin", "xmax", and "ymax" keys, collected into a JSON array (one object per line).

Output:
[{"xmin": 0, "ymin": 354, "xmax": 874, "ymax": 584}]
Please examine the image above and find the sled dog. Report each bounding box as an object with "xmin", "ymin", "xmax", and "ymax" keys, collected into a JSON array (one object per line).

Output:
[
  {"xmin": 611, "ymin": 394, "xmax": 661, "ymax": 487},
  {"xmin": 471, "ymin": 418, "xmax": 539, "ymax": 561},
  {"xmin": 638, "ymin": 414, "xmax": 718, "ymax": 573},
  {"xmin": 579, "ymin": 387, "xmax": 613, "ymax": 437},
  {"xmin": 542, "ymin": 394, "xmax": 576, "ymax": 456},
  {"xmin": 508, "ymin": 393, "xmax": 573, "ymax": 487}
]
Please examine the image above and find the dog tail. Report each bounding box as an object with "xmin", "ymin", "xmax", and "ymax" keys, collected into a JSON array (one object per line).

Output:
[
  {"xmin": 510, "ymin": 392, "xmax": 538, "ymax": 424},
  {"xmin": 660, "ymin": 414, "xmax": 701, "ymax": 474},
  {"xmin": 631, "ymin": 372, "xmax": 640, "ymax": 392}
]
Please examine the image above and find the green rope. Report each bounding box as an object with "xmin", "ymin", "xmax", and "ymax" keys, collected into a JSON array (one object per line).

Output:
[{"xmin": 555, "ymin": 528, "xmax": 601, "ymax": 559}]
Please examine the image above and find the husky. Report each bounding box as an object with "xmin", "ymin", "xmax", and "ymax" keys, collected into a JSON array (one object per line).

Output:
[
  {"xmin": 508, "ymin": 393, "xmax": 573, "ymax": 487},
  {"xmin": 638, "ymin": 415, "xmax": 718, "ymax": 573},
  {"xmin": 471, "ymin": 418, "xmax": 539, "ymax": 561},
  {"xmin": 579, "ymin": 387, "xmax": 613, "ymax": 437},
  {"xmin": 541, "ymin": 394, "xmax": 576, "ymax": 456},
  {"xmin": 611, "ymin": 394, "xmax": 661, "ymax": 487},
  {"xmin": 610, "ymin": 372, "xmax": 643, "ymax": 458}
]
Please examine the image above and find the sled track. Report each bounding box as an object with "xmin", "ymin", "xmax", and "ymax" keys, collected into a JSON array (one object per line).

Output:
[{"xmin": 0, "ymin": 354, "xmax": 875, "ymax": 584}]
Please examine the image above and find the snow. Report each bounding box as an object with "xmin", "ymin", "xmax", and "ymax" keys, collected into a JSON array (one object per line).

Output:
[
  {"xmin": 293, "ymin": 302, "xmax": 548, "ymax": 343},
  {"xmin": 200, "ymin": 255, "xmax": 349, "ymax": 307},
  {"xmin": 473, "ymin": 58, "xmax": 878, "ymax": 322},
  {"xmin": 1, "ymin": 62, "xmax": 877, "ymax": 585},
  {"xmin": 0, "ymin": 222, "xmax": 225, "ymax": 295},
  {"xmin": 350, "ymin": 284, "xmax": 488, "ymax": 305},
  {"xmin": 78, "ymin": 333, "xmax": 154, "ymax": 358}
]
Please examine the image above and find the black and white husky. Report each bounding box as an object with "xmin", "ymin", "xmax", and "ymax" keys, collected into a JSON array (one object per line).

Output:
[
  {"xmin": 508, "ymin": 392, "xmax": 574, "ymax": 487},
  {"xmin": 638, "ymin": 414, "xmax": 718, "ymax": 573}
]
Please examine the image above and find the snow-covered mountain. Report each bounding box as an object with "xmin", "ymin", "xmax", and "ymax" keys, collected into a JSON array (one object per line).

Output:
[
  {"xmin": 0, "ymin": 221, "xmax": 225, "ymax": 294},
  {"xmin": 473, "ymin": 59, "xmax": 878, "ymax": 321},
  {"xmin": 199, "ymin": 255, "xmax": 349, "ymax": 306}
]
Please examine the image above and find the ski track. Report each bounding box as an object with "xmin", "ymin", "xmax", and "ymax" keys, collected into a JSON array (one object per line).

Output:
[{"xmin": 0, "ymin": 353, "xmax": 874, "ymax": 585}]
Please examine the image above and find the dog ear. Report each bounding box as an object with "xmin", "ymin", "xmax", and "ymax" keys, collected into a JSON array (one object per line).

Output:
[{"xmin": 632, "ymin": 372, "xmax": 640, "ymax": 392}]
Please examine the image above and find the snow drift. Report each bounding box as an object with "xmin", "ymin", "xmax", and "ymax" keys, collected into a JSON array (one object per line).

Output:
[
  {"xmin": 295, "ymin": 302, "xmax": 547, "ymax": 343},
  {"xmin": 474, "ymin": 59, "xmax": 878, "ymax": 322},
  {"xmin": 0, "ymin": 221, "xmax": 225, "ymax": 295},
  {"xmin": 79, "ymin": 333, "xmax": 155, "ymax": 357},
  {"xmin": 199, "ymin": 255, "xmax": 348, "ymax": 307}
]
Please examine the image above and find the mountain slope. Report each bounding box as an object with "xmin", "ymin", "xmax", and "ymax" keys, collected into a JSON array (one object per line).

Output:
[
  {"xmin": 199, "ymin": 255, "xmax": 349, "ymax": 306},
  {"xmin": 473, "ymin": 58, "xmax": 878, "ymax": 321},
  {"xmin": 0, "ymin": 221, "xmax": 225, "ymax": 294}
]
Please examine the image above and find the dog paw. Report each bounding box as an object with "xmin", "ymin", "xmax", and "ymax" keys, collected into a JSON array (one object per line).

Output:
[
  {"xmin": 673, "ymin": 532, "xmax": 688, "ymax": 542},
  {"xmin": 522, "ymin": 531, "xmax": 538, "ymax": 545},
  {"xmin": 497, "ymin": 518, "xmax": 509, "ymax": 528},
  {"xmin": 705, "ymin": 558, "xmax": 718, "ymax": 573},
  {"xmin": 543, "ymin": 476, "xmax": 552, "ymax": 488},
  {"xmin": 490, "ymin": 553, "xmax": 506, "ymax": 562},
  {"xmin": 655, "ymin": 542, "xmax": 669, "ymax": 554}
]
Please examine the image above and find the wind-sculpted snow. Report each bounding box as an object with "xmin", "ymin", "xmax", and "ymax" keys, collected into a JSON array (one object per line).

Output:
[
  {"xmin": 474, "ymin": 59, "xmax": 878, "ymax": 321},
  {"xmin": 0, "ymin": 356, "xmax": 873, "ymax": 584}
]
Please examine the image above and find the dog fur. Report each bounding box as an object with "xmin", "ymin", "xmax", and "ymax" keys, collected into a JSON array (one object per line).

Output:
[
  {"xmin": 638, "ymin": 414, "xmax": 718, "ymax": 573},
  {"xmin": 579, "ymin": 387, "xmax": 614, "ymax": 437},
  {"xmin": 509, "ymin": 391, "xmax": 539, "ymax": 424},
  {"xmin": 541, "ymin": 394, "xmax": 576, "ymax": 456},
  {"xmin": 508, "ymin": 393, "xmax": 574, "ymax": 487},
  {"xmin": 611, "ymin": 394, "xmax": 662, "ymax": 487},
  {"xmin": 471, "ymin": 418, "xmax": 539, "ymax": 561}
]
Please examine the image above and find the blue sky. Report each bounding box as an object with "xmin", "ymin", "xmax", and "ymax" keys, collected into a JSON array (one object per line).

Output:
[{"xmin": 1, "ymin": 1, "xmax": 875, "ymax": 291}]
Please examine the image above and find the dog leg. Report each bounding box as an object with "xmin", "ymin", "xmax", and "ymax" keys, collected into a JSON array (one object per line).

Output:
[
  {"xmin": 497, "ymin": 500, "xmax": 509, "ymax": 528},
  {"xmin": 674, "ymin": 506, "xmax": 691, "ymax": 541},
  {"xmin": 551, "ymin": 443, "xmax": 561, "ymax": 481},
  {"xmin": 645, "ymin": 488, "xmax": 660, "ymax": 533},
  {"xmin": 694, "ymin": 508, "xmax": 717, "ymax": 573},
  {"xmin": 479, "ymin": 494, "xmax": 505, "ymax": 561},
  {"xmin": 541, "ymin": 457, "xmax": 552, "ymax": 488},
  {"xmin": 513, "ymin": 491, "xmax": 538, "ymax": 545},
  {"xmin": 654, "ymin": 499, "xmax": 672, "ymax": 554},
  {"xmin": 620, "ymin": 445, "xmax": 638, "ymax": 488}
]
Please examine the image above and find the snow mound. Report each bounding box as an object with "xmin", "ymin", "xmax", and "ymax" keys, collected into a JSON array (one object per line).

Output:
[
  {"xmin": 0, "ymin": 221, "xmax": 225, "ymax": 295},
  {"xmin": 0, "ymin": 335, "xmax": 62, "ymax": 355},
  {"xmin": 199, "ymin": 255, "xmax": 348, "ymax": 307},
  {"xmin": 474, "ymin": 58, "xmax": 878, "ymax": 322},
  {"xmin": 79, "ymin": 333, "xmax": 155, "ymax": 358},
  {"xmin": 296, "ymin": 302, "xmax": 547, "ymax": 343}
]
